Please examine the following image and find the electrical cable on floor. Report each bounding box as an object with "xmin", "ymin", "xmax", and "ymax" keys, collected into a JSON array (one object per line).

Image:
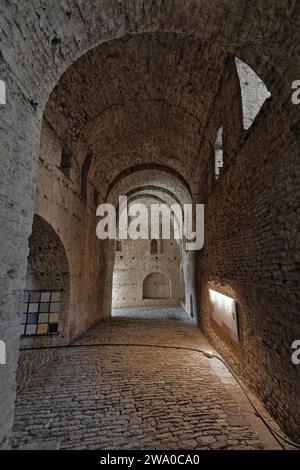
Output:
[{"xmin": 21, "ymin": 341, "xmax": 300, "ymax": 450}]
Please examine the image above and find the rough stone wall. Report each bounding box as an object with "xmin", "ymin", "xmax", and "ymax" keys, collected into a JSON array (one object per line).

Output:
[
  {"xmin": 197, "ymin": 61, "xmax": 300, "ymax": 440},
  {"xmin": 26, "ymin": 214, "xmax": 69, "ymax": 293},
  {"xmin": 0, "ymin": 82, "xmax": 41, "ymax": 450},
  {"xmin": 34, "ymin": 122, "xmax": 108, "ymax": 343}
]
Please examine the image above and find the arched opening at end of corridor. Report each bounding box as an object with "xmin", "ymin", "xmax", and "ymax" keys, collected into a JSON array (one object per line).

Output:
[{"xmin": 109, "ymin": 189, "xmax": 197, "ymax": 321}]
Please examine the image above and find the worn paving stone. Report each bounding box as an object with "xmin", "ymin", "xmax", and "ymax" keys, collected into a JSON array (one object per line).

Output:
[{"xmin": 11, "ymin": 308, "xmax": 280, "ymax": 450}]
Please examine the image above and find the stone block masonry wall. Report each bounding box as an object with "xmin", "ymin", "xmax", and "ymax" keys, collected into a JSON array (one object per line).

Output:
[
  {"xmin": 113, "ymin": 237, "xmax": 183, "ymax": 309},
  {"xmin": 198, "ymin": 90, "xmax": 300, "ymax": 440},
  {"xmin": 26, "ymin": 214, "xmax": 69, "ymax": 294},
  {"xmin": 34, "ymin": 122, "xmax": 108, "ymax": 344},
  {"xmin": 0, "ymin": 81, "xmax": 43, "ymax": 449}
]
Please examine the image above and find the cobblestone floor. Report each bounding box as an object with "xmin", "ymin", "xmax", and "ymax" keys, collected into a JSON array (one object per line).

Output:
[{"xmin": 11, "ymin": 308, "xmax": 280, "ymax": 450}]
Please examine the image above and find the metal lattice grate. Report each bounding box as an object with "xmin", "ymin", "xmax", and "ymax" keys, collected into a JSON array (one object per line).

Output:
[{"xmin": 22, "ymin": 290, "xmax": 61, "ymax": 336}]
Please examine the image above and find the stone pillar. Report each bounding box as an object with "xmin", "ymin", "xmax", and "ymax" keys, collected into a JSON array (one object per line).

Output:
[{"xmin": 0, "ymin": 76, "xmax": 42, "ymax": 447}]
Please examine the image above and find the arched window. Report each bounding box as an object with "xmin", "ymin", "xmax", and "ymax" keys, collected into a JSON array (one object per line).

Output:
[
  {"xmin": 143, "ymin": 272, "xmax": 171, "ymax": 300},
  {"xmin": 81, "ymin": 151, "xmax": 93, "ymax": 200},
  {"xmin": 151, "ymin": 239, "xmax": 158, "ymax": 255},
  {"xmin": 235, "ymin": 57, "xmax": 271, "ymax": 130},
  {"xmin": 214, "ymin": 127, "xmax": 224, "ymax": 179}
]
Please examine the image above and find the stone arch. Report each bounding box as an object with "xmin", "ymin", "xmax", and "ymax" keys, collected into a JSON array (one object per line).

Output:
[
  {"xmin": 108, "ymin": 169, "xmax": 192, "ymax": 313},
  {"xmin": 107, "ymin": 168, "xmax": 192, "ymax": 209},
  {"xmin": 143, "ymin": 273, "xmax": 171, "ymax": 300},
  {"xmin": 106, "ymin": 164, "xmax": 192, "ymax": 201},
  {"xmin": 34, "ymin": 3, "xmax": 289, "ymax": 116}
]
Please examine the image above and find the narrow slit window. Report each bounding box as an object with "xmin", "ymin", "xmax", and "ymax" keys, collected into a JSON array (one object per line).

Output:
[
  {"xmin": 214, "ymin": 127, "xmax": 224, "ymax": 180},
  {"xmin": 151, "ymin": 239, "xmax": 158, "ymax": 255}
]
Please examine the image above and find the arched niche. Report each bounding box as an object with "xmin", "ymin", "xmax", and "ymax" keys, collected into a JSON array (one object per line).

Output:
[{"xmin": 143, "ymin": 272, "xmax": 171, "ymax": 300}]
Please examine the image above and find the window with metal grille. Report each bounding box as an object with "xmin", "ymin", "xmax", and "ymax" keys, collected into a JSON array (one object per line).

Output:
[{"xmin": 22, "ymin": 290, "xmax": 61, "ymax": 336}]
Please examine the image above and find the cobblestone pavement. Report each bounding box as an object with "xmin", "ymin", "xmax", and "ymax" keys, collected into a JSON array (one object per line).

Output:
[{"xmin": 11, "ymin": 308, "xmax": 280, "ymax": 450}]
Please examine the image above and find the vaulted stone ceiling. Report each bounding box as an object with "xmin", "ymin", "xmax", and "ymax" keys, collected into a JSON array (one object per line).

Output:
[
  {"xmin": 38, "ymin": 1, "xmax": 300, "ymax": 198},
  {"xmin": 2, "ymin": 0, "xmax": 297, "ymax": 100},
  {"xmin": 44, "ymin": 32, "xmax": 226, "ymax": 188}
]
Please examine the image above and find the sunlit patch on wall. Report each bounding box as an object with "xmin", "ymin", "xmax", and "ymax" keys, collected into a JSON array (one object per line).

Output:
[{"xmin": 209, "ymin": 289, "xmax": 239, "ymax": 343}]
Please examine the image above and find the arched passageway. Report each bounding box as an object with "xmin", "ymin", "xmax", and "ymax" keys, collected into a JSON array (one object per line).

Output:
[
  {"xmin": 0, "ymin": 1, "xmax": 299, "ymax": 450},
  {"xmin": 111, "ymin": 193, "xmax": 187, "ymax": 312}
]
